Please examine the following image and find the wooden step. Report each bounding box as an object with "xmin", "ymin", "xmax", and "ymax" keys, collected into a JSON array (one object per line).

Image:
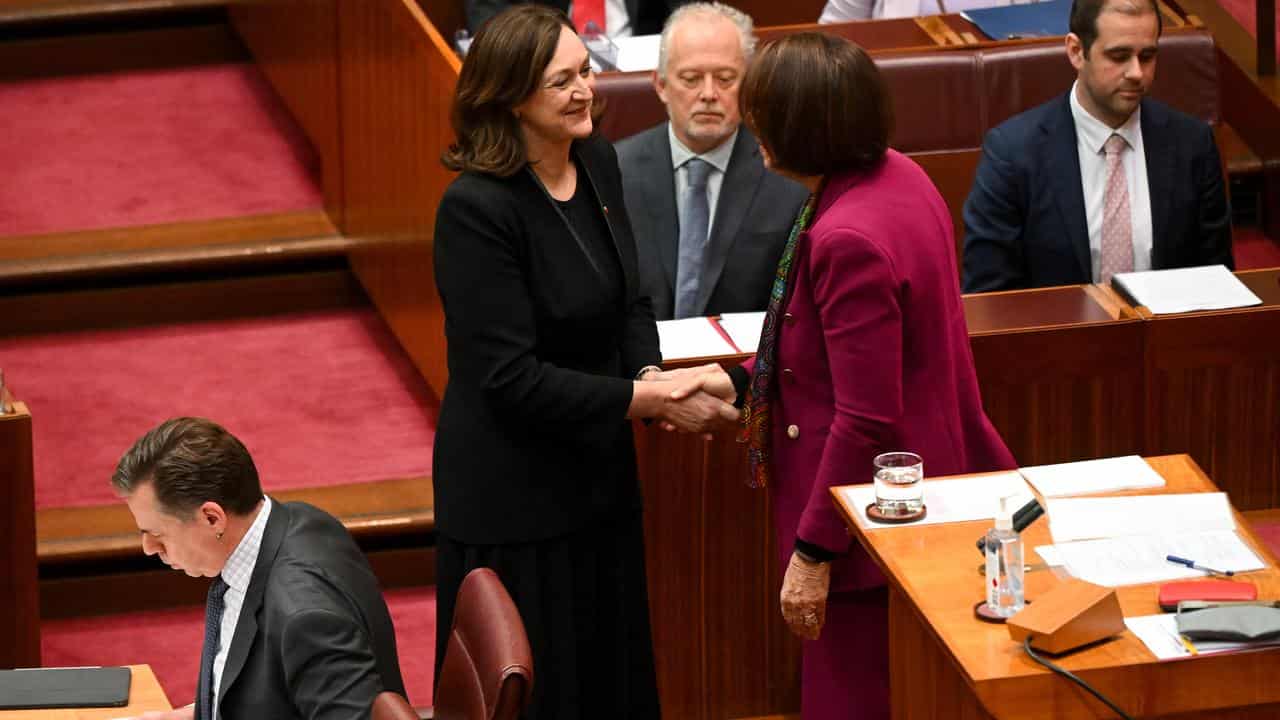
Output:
[
  {"xmin": 39, "ymin": 475, "xmax": 435, "ymax": 566},
  {"xmin": 0, "ymin": 0, "xmax": 225, "ymax": 25}
]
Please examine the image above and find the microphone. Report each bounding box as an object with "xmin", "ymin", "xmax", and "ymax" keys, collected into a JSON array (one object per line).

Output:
[{"xmin": 976, "ymin": 498, "xmax": 1044, "ymax": 554}]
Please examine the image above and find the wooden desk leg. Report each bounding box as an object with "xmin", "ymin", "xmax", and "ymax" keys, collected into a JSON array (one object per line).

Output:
[{"xmin": 888, "ymin": 586, "xmax": 991, "ymax": 720}]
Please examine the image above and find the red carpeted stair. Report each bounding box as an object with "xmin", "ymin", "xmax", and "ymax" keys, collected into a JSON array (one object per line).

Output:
[
  {"xmin": 1, "ymin": 309, "xmax": 437, "ymax": 509},
  {"xmin": 1234, "ymin": 226, "xmax": 1280, "ymax": 269},
  {"xmin": 0, "ymin": 63, "xmax": 322, "ymax": 238},
  {"xmin": 42, "ymin": 585, "xmax": 437, "ymax": 707}
]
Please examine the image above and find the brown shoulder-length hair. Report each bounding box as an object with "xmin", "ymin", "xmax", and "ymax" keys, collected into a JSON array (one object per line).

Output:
[
  {"xmin": 740, "ymin": 33, "xmax": 893, "ymax": 177},
  {"xmin": 443, "ymin": 5, "xmax": 592, "ymax": 177}
]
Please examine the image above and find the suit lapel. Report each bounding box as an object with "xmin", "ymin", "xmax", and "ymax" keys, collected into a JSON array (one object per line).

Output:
[
  {"xmin": 577, "ymin": 139, "xmax": 632, "ymax": 298},
  {"xmin": 693, "ymin": 131, "xmax": 761, "ymax": 314},
  {"xmin": 216, "ymin": 500, "xmax": 288, "ymax": 709},
  {"xmin": 1044, "ymin": 95, "xmax": 1092, "ymax": 281},
  {"xmin": 637, "ymin": 129, "xmax": 680, "ymax": 296},
  {"xmin": 1140, "ymin": 100, "xmax": 1173, "ymax": 268}
]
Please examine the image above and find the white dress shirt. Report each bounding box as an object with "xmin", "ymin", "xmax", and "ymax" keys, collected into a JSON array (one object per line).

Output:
[
  {"xmin": 669, "ymin": 126, "xmax": 737, "ymax": 240},
  {"xmin": 1069, "ymin": 81, "xmax": 1153, "ymax": 282},
  {"xmin": 212, "ymin": 497, "xmax": 272, "ymax": 720}
]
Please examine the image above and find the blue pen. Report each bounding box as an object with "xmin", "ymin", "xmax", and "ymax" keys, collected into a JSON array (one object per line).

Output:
[{"xmin": 1166, "ymin": 554, "xmax": 1235, "ymax": 577}]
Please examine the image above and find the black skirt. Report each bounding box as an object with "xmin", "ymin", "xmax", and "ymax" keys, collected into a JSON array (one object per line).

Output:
[{"xmin": 435, "ymin": 508, "xmax": 660, "ymax": 720}]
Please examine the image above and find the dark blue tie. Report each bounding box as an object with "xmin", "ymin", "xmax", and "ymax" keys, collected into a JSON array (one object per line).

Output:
[{"xmin": 198, "ymin": 577, "xmax": 229, "ymax": 720}]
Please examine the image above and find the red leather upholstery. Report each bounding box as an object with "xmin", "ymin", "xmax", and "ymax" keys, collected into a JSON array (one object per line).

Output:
[
  {"xmin": 593, "ymin": 29, "xmax": 1219, "ymax": 148},
  {"xmin": 433, "ymin": 568, "xmax": 533, "ymax": 720}
]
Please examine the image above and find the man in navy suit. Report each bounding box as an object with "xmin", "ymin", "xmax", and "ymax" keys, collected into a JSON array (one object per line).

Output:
[{"xmin": 961, "ymin": 0, "xmax": 1232, "ymax": 293}]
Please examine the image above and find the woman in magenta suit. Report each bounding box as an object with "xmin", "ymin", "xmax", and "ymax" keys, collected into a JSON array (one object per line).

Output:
[{"xmin": 680, "ymin": 34, "xmax": 1016, "ymax": 719}]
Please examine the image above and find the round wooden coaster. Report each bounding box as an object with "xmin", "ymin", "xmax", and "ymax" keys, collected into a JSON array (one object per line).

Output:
[
  {"xmin": 865, "ymin": 502, "xmax": 927, "ymax": 524},
  {"xmin": 973, "ymin": 599, "xmax": 1031, "ymax": 623}
]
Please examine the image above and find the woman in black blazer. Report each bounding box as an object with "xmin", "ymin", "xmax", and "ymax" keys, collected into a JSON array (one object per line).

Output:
[{"xmin": 432, "ymin": 7, "xmax": 736, "ymax": 719}]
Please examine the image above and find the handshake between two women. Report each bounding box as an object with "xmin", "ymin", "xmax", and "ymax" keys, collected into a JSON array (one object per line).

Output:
[{"xmin": 628, "ymin": 363, "xmax": 740, "ymax": 438}]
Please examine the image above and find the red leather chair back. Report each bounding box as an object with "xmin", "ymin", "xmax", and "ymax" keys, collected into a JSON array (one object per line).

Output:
[{"xmin": 434, "ymin": 568, "xmax": 533, "ymax": 720}]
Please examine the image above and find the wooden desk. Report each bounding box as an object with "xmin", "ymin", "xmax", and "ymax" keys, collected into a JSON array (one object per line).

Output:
[
  {"xmin": 1142, "ymin": 268, "xmax": 1280, "ymax": 510},
  {"xmin": 0, "ymin": 665, "xmax": 171, "ymax": 719},
  {"xmin": 0, "ymin": 400, "xmax": 38, "ymax": 669},
  {"xmin": 832, "ymin": 454, "xmax": 1280, "ymax": 719}
]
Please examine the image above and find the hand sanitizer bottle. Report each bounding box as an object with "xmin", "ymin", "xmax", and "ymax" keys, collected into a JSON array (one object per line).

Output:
[{"xmin": 985, "ymin": 494, "xmax": 1025, "ymax": 618}]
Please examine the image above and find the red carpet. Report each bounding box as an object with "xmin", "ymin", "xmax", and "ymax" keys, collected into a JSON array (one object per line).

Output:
[
  {"xmin": 0, "ymin": 63, "xmax": 322, "ymax": 237},
  {"xmin": 42, "ymin": 585, "xmax": 437, "ymax": 707},
  {"xmin": 1214, "ymin": 0, "xmax": 1280, "ymax": 62},
  {"xmin": 1235, "ymin": 225, "xmax": 1280, "ymax": 269},
  {"xmin": 1, "ymin": 309, "xmax": 436, "ymax": 509}
]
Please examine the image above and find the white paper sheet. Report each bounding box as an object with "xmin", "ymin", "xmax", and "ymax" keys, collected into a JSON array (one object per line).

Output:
[
  {"xmin": 716, "ymin": 311, "xmax": 765, "ymax": 354},
  {"xmin": 656, "ymin": 317, "xmax": 738, "ymax": 360},
  {"xmin": 1126, "ymin": 613, "xmax": 1280, "ymax": 660},
  {"xmin": 1112, "ymin": 264, "xmax": 1262, "ymax": 315},
  {"xmin": 613, "ymin": 34, "xmax": 662, "ymax": 71},
  {"xmin": 1020, "ymin": 455, "xmax": 1166, "ymax": 498},
  {"xmin": 1046, "ymin": 492, "xmax": 1236, "ymax": 544},
  {"xmin": 1035, "ymin": 529, "xmax": 1264, "ymax": 587},
  {"xmin": 838, "ymin": 471, "xmax": 1033, "ymax": 529}
]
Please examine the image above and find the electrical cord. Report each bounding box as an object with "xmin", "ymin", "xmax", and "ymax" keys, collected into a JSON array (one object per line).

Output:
[{"xmin": 1022, "ymin": 636, "xmax": 1134, "ymax": 720}]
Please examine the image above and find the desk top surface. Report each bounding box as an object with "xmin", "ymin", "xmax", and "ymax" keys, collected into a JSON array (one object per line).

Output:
[
  {"xmin": 0, "ymin": 665, "xmax": 171, "ymax": 720},
  {"xmin": 833, "ymin": 454, "xmax": 1280, "ymax": 702}
]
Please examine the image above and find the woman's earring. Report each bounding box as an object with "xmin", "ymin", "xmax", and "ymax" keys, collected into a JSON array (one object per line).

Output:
[{"xmin": 216, "ymin": 531, "xmax": 224, "ymax": 541}]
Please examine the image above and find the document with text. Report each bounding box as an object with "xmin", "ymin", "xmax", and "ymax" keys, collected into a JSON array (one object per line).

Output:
[
  {"xmin": 656, "ymin": 317, "xmax": 738, "ymax": 360},
  {"xmin": 1046, "ymin": 492, "xmax": 1236, "ymax": 543},
  {"xmin": 1035, "ymin": 529, "xmax": 1264, "ymax": 587},
  {"xmin": 1111, "ymin": 264, "xmax": 1262, "ymax": 315}
]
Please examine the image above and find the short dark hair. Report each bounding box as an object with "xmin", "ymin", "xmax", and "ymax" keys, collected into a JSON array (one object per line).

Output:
[
  {"xmin": 1070, "ymin": 0, "xmax": 1162, "ymax": 55},
  {"xmin": 442, "ymin": 5, "xmax": 585, "ymax": 177},
  {"xmin": 112, "ymin": 417, "xmax": 262, "ymax": 518},
  {"xmin": 740, "ymin": 33, "xmax": 892, "ymax": 177}
]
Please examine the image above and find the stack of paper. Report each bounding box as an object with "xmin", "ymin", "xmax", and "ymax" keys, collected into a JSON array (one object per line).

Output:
[
  {"xmin": 613, "ymin": 34, "xmax": 661, "ymax": 71},
  {"xmin": 1111, "ymin": 264, "xmax": 1262, "ymax": 315},
  {"xmin": 837, "ymin": 471, "xmax": 1032, "ymax": 529},
  {"xmin": 1019, "ymin": 455, "xmax": 1165, "ymax": 498},
  {"xmin": 656, "ymin": 317, "xmax": 738, "ymax": 360},
  {"xmin": 716, "ymin": 311, "xmax": 765, "ymax": 355},
  {"xmin": 1035, "ymin": 492, "xmax": 1265, "ymax": 586},
  {"xmin": 1126, "ymin": 613, "xmax": 1280, "ymax": 660}
]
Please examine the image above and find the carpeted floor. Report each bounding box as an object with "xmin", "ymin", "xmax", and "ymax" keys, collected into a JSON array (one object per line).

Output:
[
  {"xmin": 1235, "ymin": 225, "xmax": 1280, "ymax": 268},
  {"xmin": 0, "ymin": 63, "xmax": 322, "ymax": 237},
  {"xmin": 1, "ymin": 309, "xmax": 437, "ymax": 509},
  {"xmin": 42, "ymin": 585, "xmax": 438, "ymax": 707}
]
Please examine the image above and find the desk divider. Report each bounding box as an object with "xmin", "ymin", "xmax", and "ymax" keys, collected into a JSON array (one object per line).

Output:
[{"xmin": 0, "ymin": 399, "xmax": 39, "ymax": 669}]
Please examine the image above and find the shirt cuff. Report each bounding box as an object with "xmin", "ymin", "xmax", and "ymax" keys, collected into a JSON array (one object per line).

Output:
[{"xmin": 795, "ymin": 537, "xmax": 838, "ymax": 563}]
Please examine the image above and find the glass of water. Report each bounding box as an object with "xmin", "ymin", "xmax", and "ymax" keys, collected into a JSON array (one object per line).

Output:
[{"xmin": 873, "ymin": 452, "xmax": 923, "ymax": 516}]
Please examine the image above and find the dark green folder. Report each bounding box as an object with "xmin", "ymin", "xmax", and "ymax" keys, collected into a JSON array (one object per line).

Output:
[{"xmin": 0, "ymin": 666, "xmax": 131, "ymax": 710}]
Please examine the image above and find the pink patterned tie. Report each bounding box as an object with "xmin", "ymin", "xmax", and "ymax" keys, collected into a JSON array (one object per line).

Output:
[{"xmin": 1099, "ymin": 134, "xmax": 1133, "ymax": 283}]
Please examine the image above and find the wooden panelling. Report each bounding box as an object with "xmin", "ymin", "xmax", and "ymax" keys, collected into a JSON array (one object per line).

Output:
[
  {"xmin": 0, "ymin": 22, "xmax": 245, "ymax": 81},
  {"xmin": 0, "ymin": 268, "xmax": 366, "ymax": 337},
  {"xmin": 415, "ymin": 0, "xmax": 464, "ymax": 48},
  {"xmin": 0, "ymin": 401, "xmax": 40, "ymax": 668},
  {"xmin": 337, "ymin": 0, "xmax": 459, "ymax": 397},
  {"xmin": 0, "ymin": 0, "xmax": 222, "ymax": 24},
  {"xmin": 0, "ymin": 211, "xmax": 336, "ymax": 264},
  {"xmin": 1143, "ymin": 270, "xmax": 1280, "ymax": 510},
  {"xmin": 230, "ymin": 0, "xmax": 344, "ymax": 223}
]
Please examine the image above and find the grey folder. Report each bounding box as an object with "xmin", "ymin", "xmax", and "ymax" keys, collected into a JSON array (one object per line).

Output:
[{"xmin": 0, "ymin": 666, "xmax": 130, "ymax": 710}]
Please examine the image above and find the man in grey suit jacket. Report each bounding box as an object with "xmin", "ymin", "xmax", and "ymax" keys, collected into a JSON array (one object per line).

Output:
[
  {"xmin": 113, "ymin": 417, "xmax": 404, "ymax": 720},
  {"xmin": 615, "ymin": 2, "xmax": 808, "ymax": 320}
]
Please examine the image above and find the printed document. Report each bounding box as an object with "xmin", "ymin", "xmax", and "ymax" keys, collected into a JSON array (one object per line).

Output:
[
  {"xmin": 656, "ymin": 318, "xmax": 738, "ymax": 360},
  {"xmin": 1020, "ymin": 455, "xmax": 1165, "ymax": 498},
  {"xmin": 716, "ymin": 312, "xmax": 765, "ymax": 355},
  {"xmin": 1046, "ymin": 492, "xmax": 1236, "ymax": 543},
  {"xmin": 1111, "ymin": 265, "xmax": 1262, "ymax": 315},
  {"xmin": 1035, "ymin": 529, "xmax": 1264, "ymax": 587}
]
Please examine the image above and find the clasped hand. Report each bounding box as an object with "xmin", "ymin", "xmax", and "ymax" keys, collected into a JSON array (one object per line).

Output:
[{"xmin": 643, "ymin": 363, "xmax": 739, "ymax": 437}]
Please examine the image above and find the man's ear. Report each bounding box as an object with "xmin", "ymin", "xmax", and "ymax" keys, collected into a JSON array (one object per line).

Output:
[
  {"xmin": 652, "ymin": 70, "xmax": 668, "ymax": 105},
  {"xmin": 199, "ymin": 500, "xmax": 228, "ymax": 535},
  {"xmin": 1065, "ymin": 32, "xmax": 1087, "ymax": 71}
]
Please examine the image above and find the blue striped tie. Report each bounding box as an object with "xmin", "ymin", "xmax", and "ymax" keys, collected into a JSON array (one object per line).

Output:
[{"xmin": 197, "ymin": 577, "xmax": 229, "ymax": 720}]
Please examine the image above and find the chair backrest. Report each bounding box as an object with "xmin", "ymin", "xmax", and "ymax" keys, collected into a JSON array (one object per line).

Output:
[
  {"xmin": 371, "ymin": 691, "xmax": 419, "ymax": 720},
  {"xmin": 434, "ymin": 568, "xmax": 533, "ymax": 720}
]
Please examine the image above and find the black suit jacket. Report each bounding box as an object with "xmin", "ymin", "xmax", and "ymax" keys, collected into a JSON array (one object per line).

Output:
[
  {"xmin": 201, "ymin": 501, "xmax": 404, "ymax": 720},
  {"xmin": 465, "ymin": 0, "xmax": 685, "ymax": 35},
  {"xmin": 614, "ymin": 124, "xmax": 810, "ymax": 320},
  {"xmin": 962, "ymin": 93, "xmax": 1232, "ymax": 292},
  {"xmin": 432, "ymin": 134, "xmax": 661, "ymax": 545}
]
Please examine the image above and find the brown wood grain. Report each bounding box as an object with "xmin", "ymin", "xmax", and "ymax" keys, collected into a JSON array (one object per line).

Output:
[
  {"xmin": 0, "ymin": 402, "xmax": 40, "ymax": 669},
  {"xmin": 0, "ymin": 0, "xmax": 220, "ymax": 23},
  {"xmin": 1143, "ymin": 268, "xmax": 1280, "ymax": 510},
  {"xmin": 0, "ymin": 664, "xmax": 171, "ymax": 718},
  {"xmin": 338, "ymin": 0, "xmax": 460, "ymax": 399},
  {"xmin": 837, "ymin": 454, "xmax": 1280, "ymax": 719},
  {"xmin": 416, "ymin": 0, "xmax": 465, "ymax": 48},
  {"xmin": 722, "ymin": 0, "xmax": 827, "ymax": 28},
  {"xmin": 231, "ymin": 0, "xmax": 345, "ymax": 224},
  {"xmin": 0, "ymin": 269, "xmax": 367, "ymax": 337},
  {"xmin": 0, "ymin": 23, "xmax": 245, "ymax": 82}
]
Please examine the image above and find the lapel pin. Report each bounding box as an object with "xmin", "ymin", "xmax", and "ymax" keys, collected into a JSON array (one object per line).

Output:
[{"xmin": 601, "ymin": 205, "xmax": 609, "ymax": 215}]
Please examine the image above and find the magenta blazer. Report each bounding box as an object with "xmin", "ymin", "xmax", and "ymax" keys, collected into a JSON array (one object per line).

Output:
[{"xmin": 748, "ymin": 150, "xmax": 1016, "ymax": 591}]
